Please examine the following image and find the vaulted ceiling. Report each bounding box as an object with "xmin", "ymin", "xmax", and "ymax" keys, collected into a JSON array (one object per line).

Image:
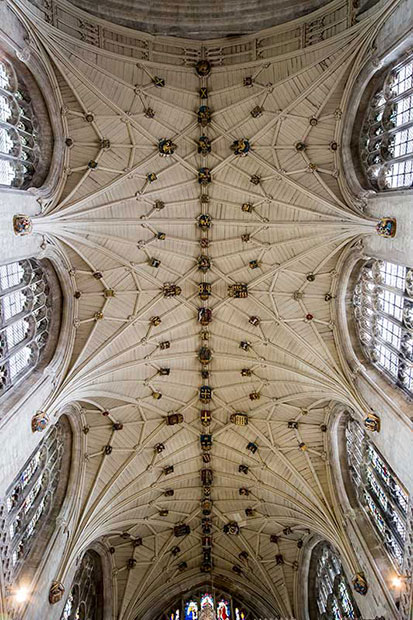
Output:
[
  {"xmin": 17, "ymin": 0, "xmax": 390, "ymax": 617},
  {"xmin": 63, "ymin": 0, "xmax": 331, "ymax": 39}
]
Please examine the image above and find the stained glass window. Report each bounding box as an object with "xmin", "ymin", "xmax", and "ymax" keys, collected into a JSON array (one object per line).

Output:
[
  {"xmin": 353, "ymin": 259, "xmax": 413, "ymax": 397},
  {"xmin": 60, "ymin": 550, "xmax": 103, "ymax": 620},
  {"xmin": 346, "ymin": 417, "xmax": 409, "ymax": 569},
  {"xmin": 0, "ymin": 57, "xmax": 40, "ymax": 189},
  {"xmin": 360, "ymin": 53, "xmax": 413, "ymax": 189},
  {"xmin": 185, "ymin": 601, "xmax": 198, "ymax": 620},
  {"xmin": 163, "ymin": 591, "xmax": 251, "ymax": 620},
  {"xmin": 312, "ymin": 543, "xmax": 359, "ymax": 620},
  {"xmin": 217, "ymin": 600, "xmax": 230, "ymax": 620},
  {"xmin": 0, "ymin": 259, "xmax": 51, "ymax": 396},
  {"xmin": 200, "ymin": 594, "xmax": 214, "ymax": 609},
  {"xmin": 0, "ymin": 418, "xmax": 70, "ymax": 589}
]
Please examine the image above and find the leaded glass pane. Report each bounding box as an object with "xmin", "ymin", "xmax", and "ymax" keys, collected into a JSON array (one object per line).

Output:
[
  {"xmin": 0, "ymin": 262, "xmax": 25, "ymax": 292},
  {"xmin": 0, "ymin": 420, "xmax": 69, "ymax": 590},
  {"xmin": 361, "ymin": 56, "xmax": 413, "ymax": 189},
  {"xmin": 353, "ymin": 259, "xmax": 413, "ymax": 397},
  {"xmin": 346, "ymin": 418, "xmax": 409, "ymax": 570},
  {"xmin": 0, "ymin": 58, "xmax": 39, "ymax": 188},
  {"xmin": 0, "ymin": 259, "xmax": 50, "ymax": 395},
  {"xmin": 60, "ymin": 551, "xmax": 102, "ymax": 620},
  {"xmin": 312, "ymin": 544, "xmax": 359, "ymax": 620}
]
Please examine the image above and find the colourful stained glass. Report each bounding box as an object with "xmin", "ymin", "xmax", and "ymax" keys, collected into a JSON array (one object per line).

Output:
[
  {"xmin": 201, "ymin": 594, "xmax": 214, "ymax": 609},
  {"xmin": 61, "ymin": 592, "xmax": 74, "ymax": 620},
  {"xmin": 170, "ymin": 611, "xmax": 180, "ymax": 620},
  {"xmin": 185, "ymin": 601, "xmax": 198, "ymax": 620},
  {"xmin": 338, "ymin": 582, "xmax": 355, "ymax": 618},
  {"xmin": 331, "ymin": 599, "xmax": 342, "ymax": 620},
  {"xmin": 364, "ymin": 490, "xmax": 386, "ymax": 535},
  {"xmin": 235, "ymin": 609, "xmax": 245, "ymax": 620},
  {"xmin": 366, "ymin": 468, "xmax": 388, "ymax": 512},
  {"xmin": 217, "ymin": 600, "xmax": 230, "ymax": 620}
]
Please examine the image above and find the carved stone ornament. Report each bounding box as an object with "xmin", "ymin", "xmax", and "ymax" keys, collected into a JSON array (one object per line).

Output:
[
  {"xmin": 158, "ymin": 138, "xmax": 177, "ymax": 157},
  {"xmin": 376, "ymin": 217, "xmax": 397, "ymax": 238},
  {"xmin": 49, "ymin": 580, "xmax": 65, "ymax": 604},
  {"xmin": 224, "ymin": 521, "xmax": 240, "ymax": 535},
  {"xmin": 198, "ymin": 168, "xmax": 212, "ymax": 185},
  {"xmin": 198, "ymin": 135, "xmax": 212, "ymax": 155},
  {"xmin": 364, "ymin": 412, "xmax": 381, "ymax": 433},
  {"xmin": 198, "ymin": 105, "xmax": 212, "ymax": 126},
  {"xmin": 231, "ymin": 138, "xmax": 251, "ymax": 156},
  {"xmin": 31, "ymin": 410, "xmax": 50, "ymax": 433},
  {"xmin": 166, "ymin": 413, "xmax": 184, "ymax": 426},
  {"xmin": 174, "ymin": 523, "xmax": 191, "ymax": 537},
  {"xmin": 230, "ymin": 412, "xmax": 248, "ymax": 426},
  {"xmin": 13, "ymin": 214, "xmax": 33, "ymax": 236},
  {"xmin": 352, "ymin": 572, "xmax": 368, "ymax": 595},
  {"xmin": 195, "ymin": 59, "xmax": 212, "ymax": 77}
]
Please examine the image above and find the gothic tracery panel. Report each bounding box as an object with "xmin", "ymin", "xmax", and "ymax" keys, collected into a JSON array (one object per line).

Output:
[
  {"xmin": 0, "ymin": 417, "xmax": 71, "ymax": 589},
  {"xmin": 360, "ymin": 53, "xmax": 413, "ymax": 190},
  {"xmin": 353, "ymin": 258, "xmax": 413, "ymax": 397},
  {"xmin": 310, "ymin": 543, "xmax": 360, "ymax": 620},
  {"xmin": 60, "ymin": 550, "xmax": 103, "ymax": 620},
  {"xmin": 346, "ymin": 417, "xmax": 410, "ymax": 571},
  {"xmin": 0, "ymin": 56, "xmax": 41, "ymax": 189},
  {"xmin": 0, "ymin": 258, "xmax": 52, "ymax": 396}
]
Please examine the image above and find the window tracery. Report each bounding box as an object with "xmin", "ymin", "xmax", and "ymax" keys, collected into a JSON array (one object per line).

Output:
[
  {"xmin": 60, "ymin": 550, "xmax": 103, "ymax": 620},
  {"xmin": 0, "ymin": 56, "xmax": 40, "ymax": 189},
  {"xmin": 346, "ymin": 417, "xmax": 410, "ymax": 570},
  {"xmin": 353, "ymin": 258, "xmax": 413, "ymax": 397},
  {"xmin": 0, "ymin": 259, "xmax": 51, "ymax": 396},
  {"xmin": 0, "ymin": 418, "xmax": 70, "ymax": 587},
  {"xmin": 360, "ymin": 54, "xmax": 413, "ymax": 189},
  {"xmin": 311, "ymin": 543, "xmax": 360, "ymax": 620},
  {"xmin": 162, "ymin": 590, "xmax": 249, "ymax": 620}
]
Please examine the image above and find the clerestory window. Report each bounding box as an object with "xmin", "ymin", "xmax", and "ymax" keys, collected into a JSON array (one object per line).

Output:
[
  {"xmin": 0, "ymin": 259, "xmax": 52, "ymax": 396},
  {"xmin": 61, "ymin": 550, "xmax": 103, "ymax": 620},
  {"xmin": 0, "ymin": 417, "xmax": 71, "ymax": 588},
  {"xmin": 346, "ymin": 417, "xmax": 409, "ymax": 570},
  {"xmin": 360, "ymin": 54, "xmax": 413, "ymax": 190},
  {"xmin": 0, "ymin": 57, "xmax": 40, "ymax": 189},
  {"xmin": 311, "ymin": 543, "xmax": 360, "ymax": 620},
  {"xmin": 353, "ymin": 258, "xmax": 413, "ymax": 398}
]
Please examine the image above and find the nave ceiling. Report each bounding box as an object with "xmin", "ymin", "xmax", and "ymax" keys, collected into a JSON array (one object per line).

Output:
[{"xmin": 11, "ymin": 0, "xmax": 396, "ymax": 617}]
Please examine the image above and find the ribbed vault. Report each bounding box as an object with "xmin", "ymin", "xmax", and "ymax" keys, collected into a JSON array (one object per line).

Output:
[
  {"xmin": 13, "ymin": 0, "xmax": 395, "ymax": 617},
  {"xmin": 63, "ymin": 0, "xmax": 330, "ymax": 39}
]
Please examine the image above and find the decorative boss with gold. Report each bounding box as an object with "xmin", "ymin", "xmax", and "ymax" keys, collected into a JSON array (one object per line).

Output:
[
  {"xmin": 158, "ymin": 138, "xmax": 177, "ymax": 157},
  {"xmin": 364, "ymin": 412, "xmax": 381, "ymax": 432},
  {"xmin": 13, "ymin": 214, "xmax": 33, "ymax": 236},
  {"xmin": 231, "ymin": 138, "xmax": 251, "ymax": 156},
  {"xmin": 376, "ymin": 217, "xmax": 396, "ymax": 238}
]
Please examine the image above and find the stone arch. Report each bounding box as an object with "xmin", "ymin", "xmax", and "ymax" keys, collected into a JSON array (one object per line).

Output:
[
  {"xmin": 0, "ymin": 415, "xmax": 72, "ymax": 617},
  {"xmin": 0, "ymin": 244, "xmax": 76, "ymax": 427},
  {"xmin": 328, "ymin": 404, "xmax": 410, "ymax": 616},
  {"xmin": 334, "ymin": 243, "xmax": 413, "ymax": 419},
  {"xmin": 339, "ymin": 7, "xmax": 413, "ymax": 204},
  {"xmin": 0, "ymin": 3, "xmax": 65, "ymax": 199}
]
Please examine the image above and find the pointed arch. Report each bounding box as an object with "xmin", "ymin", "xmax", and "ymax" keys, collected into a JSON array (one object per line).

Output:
[{"xmin": 0, "ymin": 416, "xmax": 72, "ymax": 592}]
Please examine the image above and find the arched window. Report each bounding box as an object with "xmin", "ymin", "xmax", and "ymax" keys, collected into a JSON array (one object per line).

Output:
[
  {"xmin": 0, "ymin": 258, "xmax": 52, "ymax": 396},
  {"xmin": 353, "ymin": 258, "xmax": 413, "ymax": 397},
  {"xmin": 161, "ymin": 588, "xmax": 255, "ymax": 620},
  {"xmin": 360, "ymin": 53, "xmax": 413, "ymax": 190},
  {"xmin": 0, "ymin": 56, "xmax": 40, "ymax": 189},
  {"xmin": 0, "ymin": 417, "xmax": 71, "ymax": 587},
  {"xmin": 346, "ymin": 417, "xmax": 409, "ymax": 570},
  {"xmin": 309, "ymin": 542, "xmax": 360, "ymax": 620},
  {"xmin": 61, "ymin": 550, "xmax": 103, "ymax": 620}
]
